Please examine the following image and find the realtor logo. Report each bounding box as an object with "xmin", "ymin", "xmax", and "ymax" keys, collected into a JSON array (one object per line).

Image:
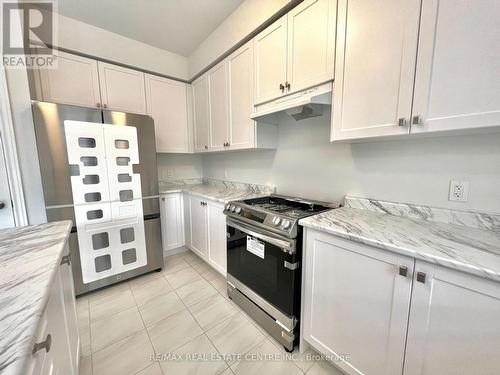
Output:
[{"xmin": 2, "ymin": 0, "xmax": 58, "ymax": 68}]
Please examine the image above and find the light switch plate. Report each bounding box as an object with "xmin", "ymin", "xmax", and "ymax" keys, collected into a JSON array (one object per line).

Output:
[{"xmin": 449, "ymin": 180, "xmax": 469, "ymax": 202}]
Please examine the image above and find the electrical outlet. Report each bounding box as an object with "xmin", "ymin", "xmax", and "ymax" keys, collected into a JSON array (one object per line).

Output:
[{"xmin": 449, "ymin": 180, "xmax": 469, "ymax": 202}]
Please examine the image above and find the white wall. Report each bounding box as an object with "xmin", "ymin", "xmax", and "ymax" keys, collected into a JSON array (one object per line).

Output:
[
  {"xmin": 157, "ymin": 153, "xmax": 203, "ymax": 181},
  {"xmin": 188, "ymin": 0, "xmax": 291, "ymax": 77},
  {"xmin": 202, "ymin": 111, "xmax": 500, "ymax": 213},
  {"xmin": 55, "ymin": 14, "xmax": 189, "ymax": 80}
]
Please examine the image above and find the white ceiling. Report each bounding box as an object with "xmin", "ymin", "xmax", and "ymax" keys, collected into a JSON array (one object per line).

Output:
[{"xmin": 57, "ymin": 0, "xmax": 244, "ymax": 56}]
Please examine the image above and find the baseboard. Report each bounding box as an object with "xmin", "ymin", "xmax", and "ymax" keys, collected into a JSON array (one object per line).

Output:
[{"xmin": 163, "ymin": 246, "xmax": 189, "ymax": 258}]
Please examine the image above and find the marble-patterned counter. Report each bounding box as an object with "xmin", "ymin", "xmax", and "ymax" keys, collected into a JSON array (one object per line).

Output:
[
  {"xmin": 0, "ymin": 221, "xmax": 73, "ymax": 375},
  {"xmin": 299, "ymin": 197, "xmax": 500, "ymax": 282},
  {"xmin": 159, "ymin": 178, "xmax": 275, "ymax": 204}
]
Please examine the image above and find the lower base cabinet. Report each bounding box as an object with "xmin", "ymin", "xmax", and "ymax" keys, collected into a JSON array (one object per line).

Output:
[
  {"xmin": 181, "ymin": 194, "xmax": 227, "ymax": 276},
  {"xmin": 301, "ymin": 228, "xmax": 500, "ymax": 375},
  {"xmin": 160, "ymin": 193, "xmax": 185, "ymax": 252},
  {"xmin": 30, "ymin": 243, "xmax": 79, "ymax": 375}
]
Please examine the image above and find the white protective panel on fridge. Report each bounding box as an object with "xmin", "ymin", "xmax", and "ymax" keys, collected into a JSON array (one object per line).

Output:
[{"xmin": 64, "ymin": 120, "xmax": 147, "ymax": 284}]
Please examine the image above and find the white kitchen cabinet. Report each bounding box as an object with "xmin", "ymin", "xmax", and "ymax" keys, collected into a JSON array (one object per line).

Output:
[
  {"xmin": 189, "ymin": 195, "xmax": 208, "ymax": 257},
  {"xmin": 192, "ymin": 74, "xmax": 210, "ymax": 152},
  {"xmin": 227, "ymin": 42, "xmax": 256, "ymax": 150},
  {"xmin": 403, "ymin": 260, "xmax": 500, "ymax": 375},
  {"xmin": 160, "ymin": 193, "xmax": 185, "ymax": 252},
  {"xmin": 254, "ymin": 0, "xmax": 336, "ymax": 105},
  {"xmin": 29, "ymin": 254, "xmax": 78, "ymax": 375},
  {"xmin": 59, "ymin": 245, "xmax": 79, "ymax": 372},
  {"xmin": 286, "ymin": 0, "xmax": 336, "ymax": 94},
  {"xmin": 38, "ymin": 51, "xmax": 101, "ymax": 108},
  {"xmin": 254, "ymin": 15, "xmax": 288, "ymax": 105},
  {"xmin": 302, "ymin": 229, "xmax": 414, "ymax": 375},
  {"xmin": 98, "ymin": 62, "xmax": 147, "ymax": 114},
  {"xmin": 207, "ymin": 201, "xmax": 227, "ymax": 276},
  {"xmin": 331, "ymin": 0, "xmax": 421, "ymax": 141},
  {"xmin": 411, "ymin": 0, "xmax": 500, "ymax": 134},
  {"xmin": 145, "ymin": 74, "xmax": 190, "ymax": 153},
  {"xmin": 207, "ymin": 61, "xmax": 230, "ymax": 151},
  {"xmin": 183, "ymin": 194, "xmax": 192, "ymax": 249}
]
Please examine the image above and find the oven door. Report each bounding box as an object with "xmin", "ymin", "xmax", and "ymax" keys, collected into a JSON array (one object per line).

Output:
[{"xmin": 226, "ymin": 218, "xmax": 300, "ymax": 318}]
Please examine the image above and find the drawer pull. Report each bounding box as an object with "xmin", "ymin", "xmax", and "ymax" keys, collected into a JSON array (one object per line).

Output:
[
  {"xmin": 416, "ymin": 272, "xmax": 426, "ymax": 284},
  {"xmin": 60, "ymin": 255, "xmax": 71, "ymax": 266},
  {"xmin": 398, "ymin": 266, "xmax": 408, "ymax": 277},
  {"xmin": 33, "ymin": 334, "xmax": 52, "ymax": 354}
]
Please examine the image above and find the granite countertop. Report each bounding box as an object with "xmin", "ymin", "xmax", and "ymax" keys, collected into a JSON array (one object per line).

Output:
[
  {"xmin": 159, "ymin": 178, "xmax": 275, "ymax": 204},
  {"xmin": 0, "ymin": 221, "xmax": 73, "ymax": 375},
  {"xmin": 299, "ymin": 197, "xmax": 500, "ymax": 282}
]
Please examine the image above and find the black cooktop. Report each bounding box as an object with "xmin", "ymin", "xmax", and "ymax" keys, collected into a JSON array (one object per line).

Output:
[{"xmin": 243, "ymin": 195, "xmax": 333, "ymax": 219}]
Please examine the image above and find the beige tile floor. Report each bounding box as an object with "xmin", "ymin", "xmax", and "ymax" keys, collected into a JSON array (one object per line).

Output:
[{"xmin": 77, "ymin": 249, "xmax": 344, "ymax": 375}]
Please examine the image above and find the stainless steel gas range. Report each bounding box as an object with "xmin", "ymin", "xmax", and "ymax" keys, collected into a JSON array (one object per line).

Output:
[{"xmin": 224, "ymin": 195, "xmax": 340, "ymax": 351}]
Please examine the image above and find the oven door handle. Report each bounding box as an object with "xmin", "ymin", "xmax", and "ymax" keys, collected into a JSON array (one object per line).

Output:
[{"xmin": 227, "ymin": 218, "xmax": 295, "ymax": 253}]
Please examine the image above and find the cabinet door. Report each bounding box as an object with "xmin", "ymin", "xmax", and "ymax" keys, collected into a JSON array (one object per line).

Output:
[
  {"xmin": 192, "ymin": 75, "xmax": 210, "ymax": 152},
  {"xmin": 302, "ymin": 230, "xmax": 414, "ymax": 375},
  {"xmin": 208, "ymin": 61, "xmax": 230, "ymax": 151},
  {"xmin": 404, "ymin": 261, "xmax": 500, "ymax": 375},
  {"xmin": 39, "ymin": 51, "xmax": 101, "ymax": 108},
  {"xmin": 331, "ymin": 0, "xmax": 421, "ymax": 141},
  {"xmin": 253, "ymin": 15, "xmax": 288, "ymax": 105},
  {"xmin": 189, "ymin": 196, "xmax": 208, "ymax": 258},
  {"xmin": 183, "ymin": 194, "xmax": 192, "ymax": 249},
  {"xmin": 411, "ymin": 0, "xmax": 500, "ymax": 134},
  {"xmin": 286, "ymin": 0, "xmax": 336, "ymax": 94},
  {"xmin": 207, "ymin": 201, "xmax": 227, "ymax": 276},
  {"xmin": 228, "ymin": 42, "xmax": 256, "ymax": 150},
  {"xmin": 145, "ymin": 74, "xmax": 189, "ymax": 153},
  {"xmin": 98, "ymin": 62, "xmax": 147, "ymax": 114},
  {"xmin": 160, "ymin": 193, "xmax": 185, "ymax": 251},
  {"xmin": 59, "ymin": 244, "xmax": 79, "ymax": 374},
  {"xmin": 38, "ymin": 270, "xmax": 74, "ymax": 375}
]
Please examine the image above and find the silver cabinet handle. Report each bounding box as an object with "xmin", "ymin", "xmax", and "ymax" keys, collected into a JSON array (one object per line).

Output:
[
  {"xmin": 416, "ymin": 272, "xmax": 426, "ymax": 283},
  {"xmin": 33, "ymin": 334, "xmax": 52, "ymax": 354},
  {"xmin": 398, "ymin": 118, "xmax": 408, "ymax": 127},
  {"xmin": 398, "ymin": 266, "xmax": 408, "ymax": 277},
  {"xmin": 0, "ymin": 202, "xmax": 5, "ymax": 209},
  {"xmin": 204, "ymin": 145, "xmax": 208, "ymax": 150},
  {"xmin": 162, "ymin": 197, "xmax": 165, "ymax": 201},
  {"xmin": 60, "ymin": 255, "xmax": 71, "ymax": 266},
  {"xmin": 102, "ymin": 104, "xmax": 108, "ymax": 109},
  {"xmin": 412, "ymin": 115, "xmax": 423, "ymax": 125},
  {"xmin": 96, "ymin": 103, "xmax": 101, "ymax": 108},
  {"xmin": 285, "ymin": 81, "xmax": 290, "ymax": 90},
  {"xmin": 279, "ymin": 83, "xmax": 285, "ymax": 92}
]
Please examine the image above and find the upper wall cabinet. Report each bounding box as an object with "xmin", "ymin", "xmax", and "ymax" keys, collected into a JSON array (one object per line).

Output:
[
  {"xmin": 411, "ymin": 0, "xmax": 500, "ymax": 134},
  {"xmin": 331, "ymin": 0, "xmax": 421, "ymax": 141},
  {"xmin": 98, "ymin": 62, "xmax": 147, "ymax": 114},
  {"xmin": 254, "ymin": 0, "xmax": 336, "ymax": 105},
  {"xmin": 332, "ymin": 0, "xmax": 500, "ymax": 141},
  {"xmin": 227, "ymin": 42, "xmax": 256, "ymax": 150},
  {"xmin": 192, "ymin": 74, "xmax": 210, "ymax": 152},
  {"xmin": 254, "ymin": 15, "xmax": 288, "ymax": 105},
  {"xmin": 208, "ymin": 61, "xmax": 230, "ymax": 151},
  {"xmin": 145, "ymin": 74, "xmax": 190, "ymax": 153},
  {"xmin": 38, "ymin": 51, "xmax": 101, "ymax": 108}
]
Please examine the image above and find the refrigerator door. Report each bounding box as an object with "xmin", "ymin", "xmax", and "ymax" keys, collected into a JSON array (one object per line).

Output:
[
  {"xmin": 102, "ymin": 110, "xmax": 160, "ymax": 215},
  {"xmin": 32, "ymin": 101, "xmax": 103, "ymax": 207}
]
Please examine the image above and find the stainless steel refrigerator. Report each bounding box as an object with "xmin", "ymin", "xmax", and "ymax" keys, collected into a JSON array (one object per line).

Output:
[{"xmin": 32, "ymin": 101, "xmax": 163, "ymax": 295}]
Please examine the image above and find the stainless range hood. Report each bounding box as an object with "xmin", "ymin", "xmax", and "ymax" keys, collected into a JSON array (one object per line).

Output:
[{"xmin": 251, "ymin": 81, "xmax": 332, "ymax": 124}]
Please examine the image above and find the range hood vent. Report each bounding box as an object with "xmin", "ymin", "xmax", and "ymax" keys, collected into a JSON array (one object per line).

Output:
[{"xmin": 251, "ymin": 81, "xmax": 332, "ymax": 124}]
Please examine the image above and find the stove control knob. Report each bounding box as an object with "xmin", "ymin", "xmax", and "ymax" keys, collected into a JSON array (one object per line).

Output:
[
  {"xmin": 230, "ymin": 205, "xmax": 236, "ymax": 212},
  {"xmin": 272, "ymin": 217, "xmax": 281, "ymax": 225},
  {"xmin": 225, "ymin": 204, "xmax": 231, "ymax": 211},
  {"xmin": 235, "ymin": 207, "xmax": 242, "ymax": 214},
  {"xmin": 281, "ymin": 219, "xmax": 291, "ymax": 229}
]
